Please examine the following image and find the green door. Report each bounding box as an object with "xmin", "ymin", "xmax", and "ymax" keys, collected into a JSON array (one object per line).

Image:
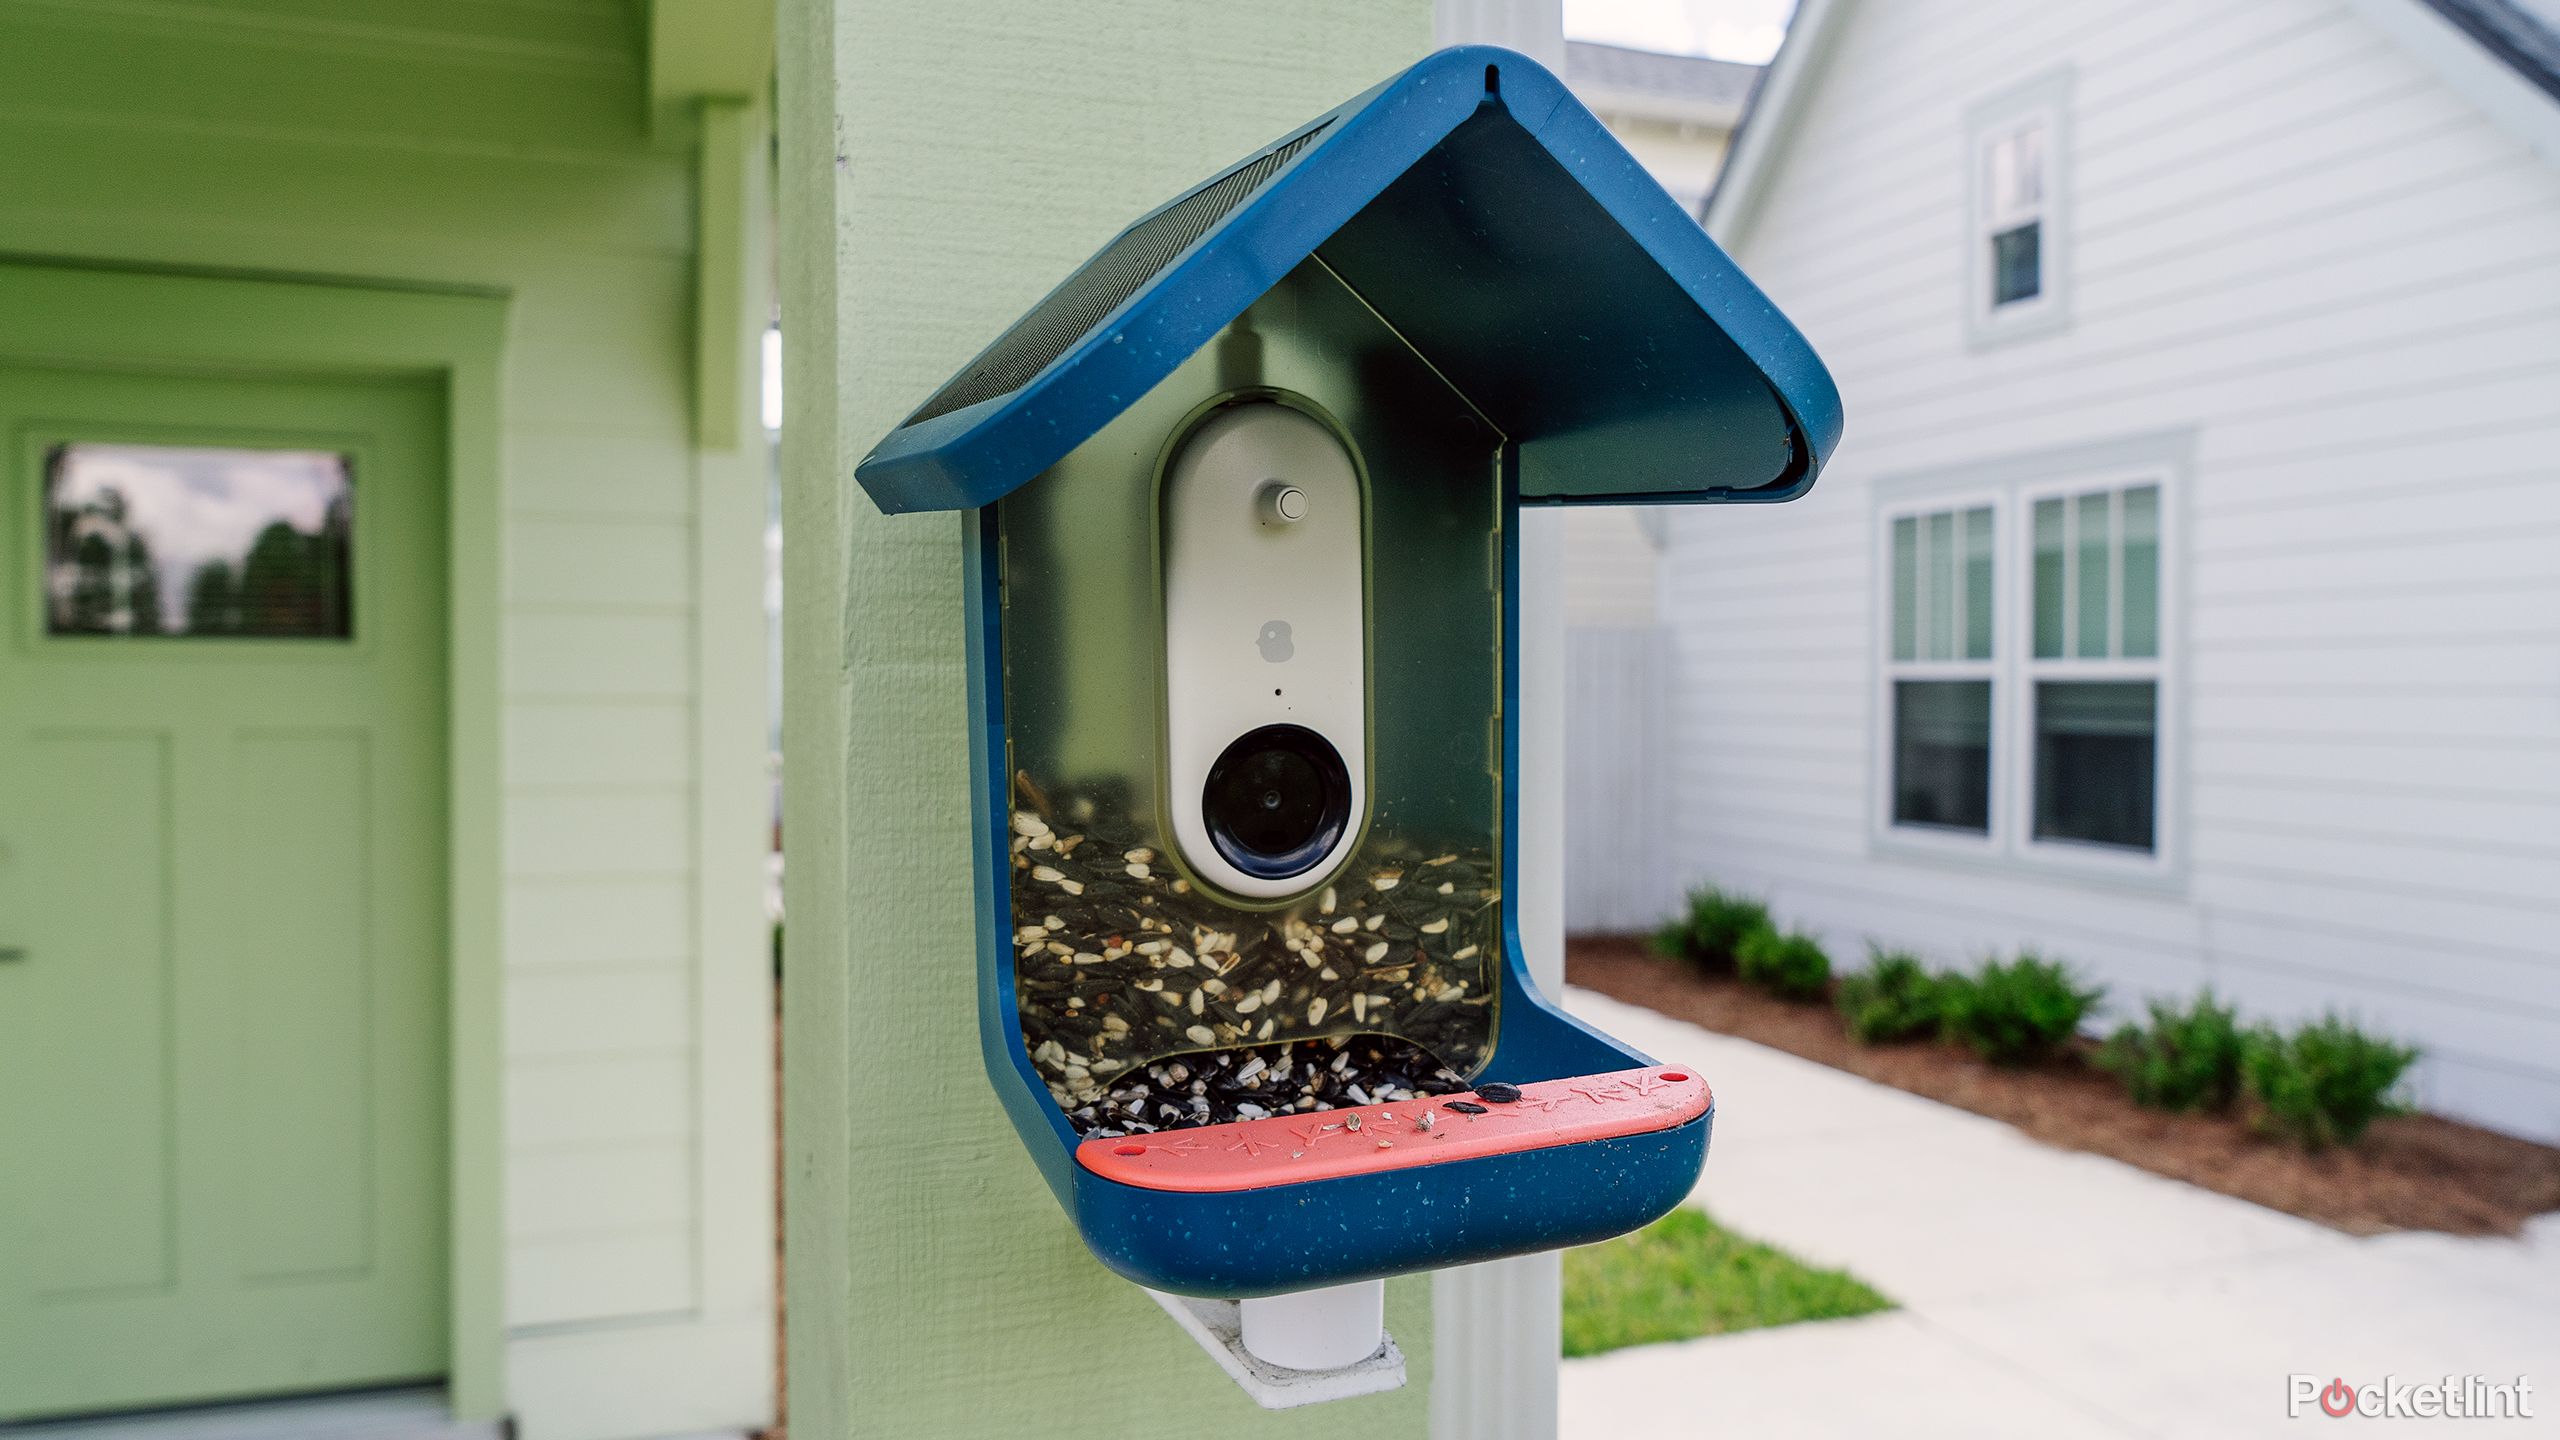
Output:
[{"xmin": 0, "ymin": 361, "xmax": 448, "ymax": 1419}]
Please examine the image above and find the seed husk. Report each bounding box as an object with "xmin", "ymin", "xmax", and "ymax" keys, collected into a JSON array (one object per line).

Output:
[
  {"xmin": 1067, "ymin": 1032, "xmax": 1467, "ymax": 1138},
  {"xmin": 1005, "ymin": 772, "xmax": 1497, "ymax": 1137}
]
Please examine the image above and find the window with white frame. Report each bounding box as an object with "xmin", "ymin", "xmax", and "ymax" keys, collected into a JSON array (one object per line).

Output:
[
  {"xmin": 1886, "ymin": 503, "xmax": 1996, "ymax": 835},
  {"xmin": 1964, "ymin": 69, "xmax": 2072, "ymax": 346},
  {"xmin": 1981, "ymin": 118, "xmax": 2046, "ymax": 309},
  {"xmin": 2026, "ymin": 482, "xmax": 2162, "ymax": 853},
  {"xmin": 1878, "ymin": 467, "xmax": 2170, "ymax": 871}
]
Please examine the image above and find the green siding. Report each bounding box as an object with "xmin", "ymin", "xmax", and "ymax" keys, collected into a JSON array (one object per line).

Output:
[
  {"xmin": 778, "ymin": 2, "xmax": 1437, "ymax": 1435},
  {"xmin": 0, "ymin": 3, "xmax": 774, "ymax": 1435}
]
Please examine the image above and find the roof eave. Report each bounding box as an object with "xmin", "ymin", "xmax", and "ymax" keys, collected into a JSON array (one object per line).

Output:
[
  {"xmin": 2340, "ymin": 0, "xmax": 2560, "ymax": 167},
  {"xmin": 1577, "ymin": 87, "xmax": 1749, "ymax": 131},
  {"xmin": 1706, "ymin": 0, "xmax": 2560, "ymax": 255},
  {"xmin": 1700, "ymin": 0, "xmax": 1853, "ymax": 251}
]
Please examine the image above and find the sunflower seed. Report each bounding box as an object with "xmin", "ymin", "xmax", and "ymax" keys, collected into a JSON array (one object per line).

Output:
[{"xmin": 1005, "ymin": 770, "xmax": 1495, "ymax": 1137}]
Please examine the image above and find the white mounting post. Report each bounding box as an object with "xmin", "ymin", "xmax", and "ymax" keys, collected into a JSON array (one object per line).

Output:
[
  {"xmin": 1241, "ymin": 1279, "xmax": 1386, "ymax": 1371},
  {"xmin": 1427, "ymin": 5, "xmax": 1570, "ymax": 1435},
  {"xmin": 1145, "ymin": 1282, "xmax": 1405, "ymax": 1409}
]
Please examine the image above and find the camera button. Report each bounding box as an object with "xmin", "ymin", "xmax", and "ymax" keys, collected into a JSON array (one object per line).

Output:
[{"xmin": 1258, "ymin": 481, "xmax": 1309, "ymax": 526}]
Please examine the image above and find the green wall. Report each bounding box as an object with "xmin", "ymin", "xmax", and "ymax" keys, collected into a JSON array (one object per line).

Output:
[
  {"xmin": 0, "ymin": 5, "xmax": 777, "ymax": 1432},
  {"xmin": 776, "ymin": 1, "xmax": 1439, "ymax": 1434}
]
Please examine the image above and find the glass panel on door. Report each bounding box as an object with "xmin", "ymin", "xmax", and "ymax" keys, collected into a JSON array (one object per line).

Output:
[{"xmin": 42, "ymin": 442, "xmax": 353, "ymax": 639}]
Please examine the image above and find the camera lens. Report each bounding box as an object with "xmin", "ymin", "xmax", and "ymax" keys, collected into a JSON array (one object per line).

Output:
[{"xmin": 1202, "ymin": 723, "xmax": 1353, "ymax": 881}]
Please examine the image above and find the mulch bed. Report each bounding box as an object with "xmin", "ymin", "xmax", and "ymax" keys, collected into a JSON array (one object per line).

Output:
[{"xmin": 1569, "ymin": 936, "xmax": 2560, "ymax": 1238}]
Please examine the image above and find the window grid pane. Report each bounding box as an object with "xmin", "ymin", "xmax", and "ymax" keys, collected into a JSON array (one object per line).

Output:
[
  {"xmin": 1987, "ymin": 124, "xmax": 2044, "ymax": 217},
  {"xmin": 2033, "ymin": 680, "xmax": 2157, "ymax": 852},
  {"xmin": 1894, "ymin": 679, "xmax": 1992, "ymax": 834},
  {"xmin": 2032, "ymin": 497, "xmax": 2065, "ymax": 659},
  {"xmin": 1892, "ymin": 515, "xmax": 1918, "ymax": 662},
  {"xmin": 2121, "ymin": 485, "xmax": 2160, "ymax": 659},
  {"xmin": 2073, "ymin": 490, "xmax": 2110, "ymax": 659},
  {"xmin": 1990, "ymin": 223, "xmax": 2042, "ymax": 307},
  {"xmin": 1927, "ymin": 510, "xmax": 1957, "ymax": 661},
  {"xmin": 1962, "ymin": 506, "xmax": 1994, "ymax": 661}
]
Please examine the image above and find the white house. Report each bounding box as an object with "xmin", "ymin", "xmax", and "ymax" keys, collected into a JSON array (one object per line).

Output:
[
  {"xmin": 1567, "ymin": 40, "xmax": 1760, "ymax": 218},
  {"xmin": 1648, "ymin": 0, "xmax": 2560, "ymax": 1142},
  {"xmin": 1556, "ymin": 41, "xmax": 1759, "ymax": 933},
  {"xmin": 1556, "ymin": 42, "xmax": 1761, "ymax": 637}
]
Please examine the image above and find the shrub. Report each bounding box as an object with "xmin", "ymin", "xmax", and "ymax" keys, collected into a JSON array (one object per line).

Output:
[
  {"xmin": 1937, "ymin": 952, "xmax": 2104, "ymax": 1066},
  {"xmin": 2097, "ymin": 991, "xmax": 2246, "ymax": 1112},
  {"xmin": 1835, "ymin": 948, "xmax": 1945, "ymax": 1044},
  {"xmin": 2242, "ymin": 1016, "xmax": 2417, "ymax": 1149},
  {"xmin": 1651, "ymin": 884, "xmax": 1772, "ymax": 972},
  {"xmin": 1736, "ymin": 925, "xmax": 1832, "ymax": 1001}
]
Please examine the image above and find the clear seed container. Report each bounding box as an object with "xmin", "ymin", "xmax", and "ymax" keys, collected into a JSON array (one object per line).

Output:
[{"xmin": 997, "ymin": 261, "xmax": 1506, "ymax": 1128}]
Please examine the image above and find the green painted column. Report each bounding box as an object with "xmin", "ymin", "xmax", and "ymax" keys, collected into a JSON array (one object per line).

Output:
[{"xmin": 776, "ymin": 3, "xmax": 1435, "ymax": 1435}]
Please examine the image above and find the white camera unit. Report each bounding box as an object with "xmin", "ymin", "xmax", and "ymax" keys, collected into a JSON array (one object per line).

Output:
[{"xmin": 1161, "ymin": 400, "xmax": 1368, "ymax": 901}]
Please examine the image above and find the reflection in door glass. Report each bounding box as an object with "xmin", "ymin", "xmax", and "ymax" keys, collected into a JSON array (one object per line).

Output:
[{"xmin": 43, "ymin": 443, "xmax": 353, "ymax": 638}]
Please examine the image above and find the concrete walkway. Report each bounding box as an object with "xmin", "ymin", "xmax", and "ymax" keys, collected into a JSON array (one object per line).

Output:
[{"xmin": 1559, "ymin": 988, "xmax": 2560, "ymax": 1439}]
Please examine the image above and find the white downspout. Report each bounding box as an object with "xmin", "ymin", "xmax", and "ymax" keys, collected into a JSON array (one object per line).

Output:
[{"xmin": 1427, "ymin": 10, "xmax": 1568, "ymax": 1439}]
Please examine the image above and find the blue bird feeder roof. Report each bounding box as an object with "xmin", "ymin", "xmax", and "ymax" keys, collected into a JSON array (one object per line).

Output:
[{"xmin": 854, "ymin": 45, "xmax": 1842, "ymax": 515}]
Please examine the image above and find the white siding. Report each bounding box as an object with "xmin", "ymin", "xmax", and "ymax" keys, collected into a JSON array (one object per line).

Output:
[
  {"xmin": 1669, "ymin": 0, "xmax": 2560, "ymax": 1138},
  {"xmin": 1592, "ymin": 114, "xmax": 1735, "ymax": 215},
  {"xmin": 1551, "ymin": 97, "xmax": 1731, "ymax": 629},
  {"xmin": 1560, "ymin": 507, "xmax": 1663, "ymax": 624},
  {"xmin": 1566, "ymin": 626, "xmax": 1675, "ymax": 932}
]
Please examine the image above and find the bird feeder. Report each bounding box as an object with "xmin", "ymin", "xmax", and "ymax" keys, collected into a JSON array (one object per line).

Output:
[{"xmin": 853, "ymin": 44, "xmax": 1840, "ymax": 1395}]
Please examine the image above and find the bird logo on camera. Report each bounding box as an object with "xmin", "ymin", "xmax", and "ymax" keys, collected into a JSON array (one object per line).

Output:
[{"xmin": 1256, "ymin": 620, "xmax": 1294, "ymax": 663}]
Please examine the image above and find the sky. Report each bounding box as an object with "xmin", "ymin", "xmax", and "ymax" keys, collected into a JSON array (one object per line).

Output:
[{"xmin": 1563, "ymin": 0, "xmax": 1796, "ymax": 64}]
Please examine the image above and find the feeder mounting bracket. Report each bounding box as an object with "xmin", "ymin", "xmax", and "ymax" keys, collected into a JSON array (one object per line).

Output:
[{"xmin": 1142, "ymin": 1285, "xmax": 1406, "ymax": 1409}]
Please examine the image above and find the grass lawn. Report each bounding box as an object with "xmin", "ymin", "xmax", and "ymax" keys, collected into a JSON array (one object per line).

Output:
[{"xmin": 1561, "ymin": 1206, "xmax": 1892, "ymax": 1358}]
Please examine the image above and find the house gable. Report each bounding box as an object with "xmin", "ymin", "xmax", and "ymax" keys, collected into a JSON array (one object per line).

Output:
[
  {"xmin": 1707, "ymin": 0, "xmax": 2560, "ymax": 248},
  {"xmin": 1653, "ymin": 0, "xmax": 2560, "ymax": 1143}
]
